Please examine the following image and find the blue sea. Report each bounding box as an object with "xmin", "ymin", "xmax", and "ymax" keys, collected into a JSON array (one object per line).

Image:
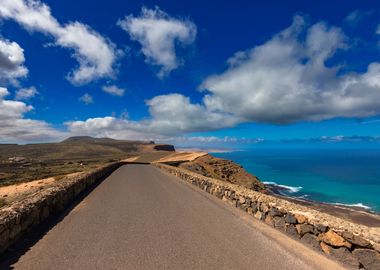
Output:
[{"xmin": 212, "ymin": 149, "xmax": 380, "ymax": 213}]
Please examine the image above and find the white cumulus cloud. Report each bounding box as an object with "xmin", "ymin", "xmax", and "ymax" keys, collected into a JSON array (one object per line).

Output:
[
  {"xmin": 0, "ymin": 37, "xmax": 28, "ymax": 83},
  {"xmin": 0, "ymin": 0, "xmax": 118, "ymax": 85},
  {"xmin": 200, "ymin": 16, "xmax": 380, "ymax": 123},
  {"xmin": 79, "ymin": 93, "xmax": 93, "ymax": 104},
  {"xmin": 102, "ymin": 85, "xmax": 125, "ymax": 96},
  {"xmin": 0, "ymin": 87, "xmax": 65, "ymax": 142},
  {"xmin": 66, "ymin": 15, "xmax": 380, "ymax": 140},
  {"xmin": 66, "ymin": 93, "xmax": 238, "ymax": 140},
  {"xmin": 15, "ymin": 86, "xmax": 38, "ymax": 100},
  {"xmin": 118, "ymin": 6, "xmax": 196, "ymax": 77}
]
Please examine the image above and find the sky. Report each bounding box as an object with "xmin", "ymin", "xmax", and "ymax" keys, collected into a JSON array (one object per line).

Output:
[{"xmin": 1, "ymin": 0, "xmax": 380, "ymax": 148}]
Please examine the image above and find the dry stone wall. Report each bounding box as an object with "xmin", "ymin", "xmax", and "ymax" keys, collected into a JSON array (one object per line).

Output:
[
  {"xmin": 155, "ymin": 163, "xmax": 380, "ymax": 270},
  {"xmin": 0, "ymin": 162, "xmax": 124, "ymax": 254}
]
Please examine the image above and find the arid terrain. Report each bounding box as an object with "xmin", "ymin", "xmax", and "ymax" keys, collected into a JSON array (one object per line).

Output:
[
  {"xmin": 1, "ymin": 137, "xmax": 379, "ymax": 229},
  {"xmin": 0, "ymin": 136, "xmax": 175, "ymax": 186},
  {"xmin": 0, "ymin": 136, "xmax": 176, "ymax": 208}
]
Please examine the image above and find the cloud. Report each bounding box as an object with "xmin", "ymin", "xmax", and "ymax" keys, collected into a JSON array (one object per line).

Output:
[
  {"xmin": 0, "ymin": 37, "xmax": 28, "ymax": 83},
  {"xmin": 118, "ymin": 6, "xmax": 196, "ymax": 77},
  {"xmin": 376, "ymin": 25, "xmax": 380, "ymax": 35},
  {"xmin": 158, "ymin": 136, "xmax": 264, "ymax": 144},
  {"xmin": 282, "ymin": 135, "xmax": 380, "ymax": 144},
  {"xmin": 102, "ymin": 85, "xmax": 125, "ymax": 96},
  {"xmin": 0, "ymin": 87, "xmax": 65, "ymax": 143},
  {"xmin": 344, "ymin": 10, "xmax": 374, "ymax": 26},
  {"xmin": 79, "ymin": 93, "xmax": 93, "ymax": 104},
  {"xmin": 145, "ymin": 94, "xmax": 237, "ymax": 134},
  {"xmin": 66, "ymin": 93, "xmax": 238, "ymax": 140},
  {"xmin": 0, "ymin": 0, "xmax": 118, "ymax": 85},
  {"xmin": 15, "ymin": 86, "xmax": 38, "ymax": 100},
  {"xmin": 65, "ymin": 16, "xmax": 380, "ymax": 139},
  {"xmin": 200, "ymin": 15, "xmax": 380, "ymax": 124}
]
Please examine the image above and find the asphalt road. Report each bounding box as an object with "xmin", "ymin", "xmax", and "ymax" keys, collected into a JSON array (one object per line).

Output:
[{"xmin": 4, "ymin": 165, "xmax": 344, "ymax": 270}]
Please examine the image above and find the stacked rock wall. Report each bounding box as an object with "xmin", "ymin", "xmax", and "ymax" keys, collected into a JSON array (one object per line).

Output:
[
  {"xmin": 0, "ymin": 162, "xmax": 124, "ymax": 254},
  {"xmin": 155, "ymin": 163, "xmax": 380, "ymax": 270}
]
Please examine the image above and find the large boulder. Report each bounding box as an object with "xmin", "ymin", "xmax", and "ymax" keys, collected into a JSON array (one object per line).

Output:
[
  {"xmin": 284, "ymin": 214, "xmax": 297, "ymax": 224},
  {"xmin": 339, "ymin": 231, "xmax": 371, "ymax": 248},
  {"xmin": 294, "ymin": 214, "xmax": 307, "ymax": 224},
  {"xmin": 318, "ymin": 230, "xmax": 352, "ymax": 249},
  {"xmin": 300, "ymin": 233, "xmax": 320, "ymax": 250},
  {"xmin": 352, "ymin": 249, "xmax": 380, "ymax": 270},
  {"xmin": 320, "ymin": 243, "xmax": 359, "ymax": 269},
  {"xmin": 296, "ymin": 224, "xmax": 314, "ymax": 237}
]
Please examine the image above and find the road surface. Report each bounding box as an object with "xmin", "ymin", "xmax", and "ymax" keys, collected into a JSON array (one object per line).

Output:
[{"xmin": 3, "ymin": 165, "xmax": 344, "ymax": 270}]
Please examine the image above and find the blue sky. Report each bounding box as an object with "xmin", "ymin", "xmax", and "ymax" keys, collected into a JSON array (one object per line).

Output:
[{"xmin": 1, "ymin": 0, "xmax": 380, "ymax": 148}]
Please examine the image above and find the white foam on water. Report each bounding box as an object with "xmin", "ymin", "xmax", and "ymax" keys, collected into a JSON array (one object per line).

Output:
[
  {"xmin": 263, "ymin": 181, "xmax": 303, "ymax": 193},
  {"xmin": 332, "ymin": 202, "xmax": 372, "ymax": 210}
]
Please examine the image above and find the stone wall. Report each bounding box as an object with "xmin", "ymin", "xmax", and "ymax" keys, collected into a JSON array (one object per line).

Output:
[
  {"xmin": 155, "ymin": 163, "xmax": 380, "ymax": 270},
  {"xmin": 0, "ymin": 162, "xmax": 124, "ymax": 254}
]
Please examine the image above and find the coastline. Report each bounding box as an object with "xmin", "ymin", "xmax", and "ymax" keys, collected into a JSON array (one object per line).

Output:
[
  {"xmin": 208, "ymin": 150, "xmax": 380, "ymax": 228},
  {"xmin": 265, "ymin": 182, "xmax": 380, "ymax": 227}
]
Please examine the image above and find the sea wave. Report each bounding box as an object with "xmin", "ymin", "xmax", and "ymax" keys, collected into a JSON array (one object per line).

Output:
[
  {"xmin": 332, "ymin": 202, "xmax": 372, "ymax": 210},
  {"xmin": 263, "ymin": 182, "xmax": 303, "ymax": 193}
]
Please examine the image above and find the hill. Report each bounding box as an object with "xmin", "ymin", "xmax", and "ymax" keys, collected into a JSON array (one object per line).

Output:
[
  {"xmin": 178, "ymin": 154, "xmax": 265, "ymax": 191},
  {"xmin": 0, "ymin": 137, "xmax": 175, "ymax": 186},
  {"xmin": 0, "ymin": 137, "xmax": 174, "ymax": 161}
]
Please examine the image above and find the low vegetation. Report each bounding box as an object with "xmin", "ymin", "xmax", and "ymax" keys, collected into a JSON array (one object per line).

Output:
[{"xmin": 0, "ymin": 136, "xmax": 175, "ymax": 187}]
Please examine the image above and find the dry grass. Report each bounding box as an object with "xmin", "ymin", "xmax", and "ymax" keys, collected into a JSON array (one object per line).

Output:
[{"xmin": 0, "ymin": 137, "xmax": 175, "ymax": 187}]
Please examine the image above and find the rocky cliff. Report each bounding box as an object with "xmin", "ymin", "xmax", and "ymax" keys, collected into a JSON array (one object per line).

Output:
[{"xmin": 178, "ymin": 154, "xmax": 265, "ymax": 191}]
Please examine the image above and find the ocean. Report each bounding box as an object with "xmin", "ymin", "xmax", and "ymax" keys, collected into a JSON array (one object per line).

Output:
[{"xmin": 212, "ymin": 149, "xmax": 380, "ymax": 213}]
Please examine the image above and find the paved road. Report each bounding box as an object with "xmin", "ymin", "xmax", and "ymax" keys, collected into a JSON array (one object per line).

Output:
[{"xmin": 4, "ymin": 165, "xmax": 344, "ymax": 270}]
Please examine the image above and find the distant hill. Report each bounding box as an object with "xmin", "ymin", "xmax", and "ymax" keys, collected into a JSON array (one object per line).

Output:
[
  {"xmin": 61, "ymin": 136, "xmax": 154, "ymax": 144},
  {"xmin": 0, "ymin": 137, "xmax": 175, "ymax": 161}
]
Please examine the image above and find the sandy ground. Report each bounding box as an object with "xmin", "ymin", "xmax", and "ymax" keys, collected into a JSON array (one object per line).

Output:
[
  {"xmin": 0, "ymin": 172, "xmax": 82, "ymax": 206},
  {"xmin": 154, "ymin": 152, "xmax": 207, "ymax": 163},
  {"xmin": 123, "ymin": 156, "xmax": 140, "ymax": 162},
  {"xmin": 279, "ymin": 195, "xmax": 380, "ymax": 227}
]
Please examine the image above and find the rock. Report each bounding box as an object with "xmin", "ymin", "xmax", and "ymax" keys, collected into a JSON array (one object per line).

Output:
[
  {"xmin": 296, "ymin": 224, "xmax": 314, "ymax": 237},
  {"xmin": 294, "ymin": 214, "xmax": 307, "ymax": 224},
  {"xmin": 269, "ymin": 207, "xmax": 284, "ymax": 217},
  {"xmin": 0, "ymin": 229, "xmax": 9, "ymax": 244},
  {"xmin": 285, "ymin": 224, "xmax": 299, "ymax": 238},
  {"xmin": 239, "ymin": 204, "xmax": 248, "ymax": 211},
  {"xmin": 320, "ymin": 242, "xmax": 331, "ymax": 255},
  {"xmin": 239, "ymin": 196, "xmax": 246, "ymax": 204},
  {"xmin": 250, "ymin": 202, "xmax": 258, "ymax": 212},
  {"xmin": 320, "ymin": 243, "xmax": 360, "ymax": 269},
  {"xmin": 284, "ymin": 214, "xmax": 297, "ymax": 224},
  {"xmin": 245, "ymin": 197, "xmax": 252, "ymax": 206},
  {"xmin": 315, "ymin": 224, "xmax": 328, "ymax": 233},
  {"xmin": 330, "ymin": 247, "xmax": 360, "ymax": 270},
  {"xmin": 301, "ymin": 233, "xmax": 320, "ymax": 250},
  {"xmin": 41, "ymin": 206, "xmax": 50, "ymax": 221},
  {"xmin": 373, "ymin": 243, "xmax": 380, "ymax": 253},
  {"xmin": 318, "ymin": 230, "xmax": 352, "ymax": 249},
  {"xmin": 352, "ymin": 249, "xmax": 380, "ymax": 270},
  {"xmin": 231, "ymin": 199, "xmax": 237, "ymax": 207},
  {"xmin": 0, "ymin": 224, "xmax": 5, "ymax": 234},
  {"xmin": 260, "ymin": 203, "xmax": 270, "ymax": 213},
  {"xmin": 254, "ymin": 211, "xmax": 265, "ymax": 220},
  {"xmin": 273, "ymin": 216, "xmax": 286, "ymax": 231},
  {"xmin": 9, "ymin": 224, "xmax": 21, "ymax": 240},
  {"xmin": 340, "ymin": 231, "xmax": 371, "ymax": 248},
  {"xmin": 265, "ymin": 215, "xmax": 274, "ymax": 227}
]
